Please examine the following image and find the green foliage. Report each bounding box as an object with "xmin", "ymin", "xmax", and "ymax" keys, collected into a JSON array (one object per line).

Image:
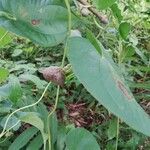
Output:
[
  {"xmin": 26, "ymin": 133, "xmax": 43, "ymax": 150},
  {"xmin": 119, "ymin": 22, "xmax": 131, "ymax": 40},
  {"xmin": 0, "ymin": 0, "xmax": 149, "ymax": 149},
  {"xmin": 20, "ymin": 112, "xmax": 47, "ymax": 148},
  {"xmin": 67, "ymin": 37, "xmax": 150, "ymax": 136},
  {"xmin": 0, "ymin": 0, "xmax": 75, "ymax": 46},
  {"xmin": 93, "ymin": 0, "xmax": 116, "ymax": 10},
  {"xmin": 0, "ymin": 28, "xmax": 12, "ymax": 47},
  {"xmin": 0, "ymin": 68, "xmax": 9, "ymax": 83},
  {"xmin": 66, "ymin": 128, "xmax": 100, "ymax": 150},
  {"xmin": 8, "ymin": 127, "xmax": 38, "ymax": 150}
]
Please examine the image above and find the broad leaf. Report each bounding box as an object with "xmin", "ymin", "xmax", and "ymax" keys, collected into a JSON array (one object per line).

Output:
[
  {"xmin": 67, "ymin": 37, "xmax": 150, "ymax": 136},
  {"xmin": 119, "ymin": 22, "xmax": 131, "ymax": 40},
  {"xmin": 0, "ymin": 0, "xmax": 73, "ymax": 46},
  {"xmin": 66, "ymin": 128, "xmax": 100, "ymax": 150}
]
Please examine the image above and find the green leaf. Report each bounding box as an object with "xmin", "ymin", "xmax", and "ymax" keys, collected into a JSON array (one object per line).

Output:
[
  {"xmin": 134, "ymin": 47, "xmax": 148, "ymax": 64},
  {"xmin": 20, "ymin": 112, "xmax": 45, "ymax": 133},
  {"xmin": 20, "ymin": 112, "xmax": 47, "ymax": 149},
  {"xmin": 111, "ymin": 3, "xmax": 123, "ymax": 23},
  {"xmin": 119, "ymin": 45, "xmax": 135, "ymax": 62},
  {"xmin": 19, "ymin": 74, "xmax": 46, "ymax": 89},
  {"xmin": 36, "ymin": 103, "xmax": 58, "ymax": 145},
  {"xmin": 119, "ymin": 22, "xmax": 131, "ymax": 40},
  {"xmin": 8, "ymin": 127, "xmax": 38, "ymax": 150},
  {"xmin": 0, "ymin": 67, "xmax": 9, "ymax": 83},
  {"xmin": 11, "ymin": 49, "xmax": 23, "ymax": 57},
  {"xmin": 107, "ymin": 118, "xmax": 117, "ymax": 140},
  {"xmin": 0, "ymin": 115, "xmax": 21, "ymax": 131},
  {"xmin": 8, "ymin": 76, "xmax": 23, "ymax": 103},
  {"xmin": 0, "ymin": 100, "xmax": 12, "ymax": 113},
  {"xmin": 0, "ymin": 0, "xmax": 74, "ymax": 47},
  {"xmin": 66, "ymin": 128, "xmax": 100, "ymax": 150},
  {"xmin": 67, "ymin": 37, "xmax": 150, "ymax": 136},
  {"xmin": 0, "ymin": 83, "xmax": 11, "ymax": 101},
  {"xmin": 26, "ymin": 133, "xmax": 43, "ymax": 150},
  {"xmin": 128, "ymin": 81, "xmax": 150, "ymax": 90},
  {"xmin": 56, "ymin": 127, "xmax": 67, "ymax": 150},
  {"xmin": 0, "ymin": 27, "xmax": 12, "ymax": 47},
  {"xmin": 0, "ymin": 77, "xmax": 22, "ymax": 102},
  {"xmin": 93, "ymin": 0, "xmax": 116, "ymax": 10},
  {"xmin": 86, "ymin": 30, "xmax": 102, "ymax": 55}
]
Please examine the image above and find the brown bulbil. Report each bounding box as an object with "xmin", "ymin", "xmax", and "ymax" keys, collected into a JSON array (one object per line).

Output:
[
  {"xmin": 31, "ymin": 19, "xmax": 40, "ymax": 25},
  {"xmin": 40, "ymin": 66, "xmax": 65, "ymax": 86}
]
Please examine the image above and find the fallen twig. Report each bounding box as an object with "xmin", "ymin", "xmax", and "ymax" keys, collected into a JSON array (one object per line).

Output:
[{"xmin": 77, "ymin": 0, "xmax": 109, "ymax": 24}]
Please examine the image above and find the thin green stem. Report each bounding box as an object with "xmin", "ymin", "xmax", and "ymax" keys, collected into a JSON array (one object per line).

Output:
[
  {"xmin": 115, "ymin": 117, "xmax": 120, "ymax": 150},
  {"xmin": 47, "ymin": 0, "xmax": 72, "ymax": 149},
  {"xmin": 61, "ymin": 0, "xmax": 72, "ymax": 68}
]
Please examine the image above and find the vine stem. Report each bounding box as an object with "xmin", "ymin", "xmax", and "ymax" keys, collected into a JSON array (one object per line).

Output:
[
  {"xmin": 47, "ymin": 0, "xmax": 72, "ymax": 149},
  {"xmin": 0, "ymin": 82, "xmax": 51, "ymax": 139},
  {"xmin": 115, "ymin": 117, "xmax": 120, "ymax": 150}
]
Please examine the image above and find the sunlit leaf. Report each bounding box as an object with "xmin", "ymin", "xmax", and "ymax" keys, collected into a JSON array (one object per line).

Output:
[
  {"xmin": 0, "ymin": 27, "xmax": 12, "ymax": 47},
  {"xmin": 0, "ymin": 67, "xmax": 9, "ymax": 83}
]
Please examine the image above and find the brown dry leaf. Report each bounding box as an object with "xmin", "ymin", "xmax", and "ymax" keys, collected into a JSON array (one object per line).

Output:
[{"xmin": 40, "ymin": 66, "xmax": 65, "ymax": 86}]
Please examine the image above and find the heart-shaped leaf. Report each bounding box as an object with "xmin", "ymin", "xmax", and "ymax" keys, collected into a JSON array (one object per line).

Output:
[
  {"xmin": 67, "ymin": 37, "xmax": 150, "ymax": 136},
  {"xmin": 0, "ymin": 0, "xmax": 73, "ymax": 46}
]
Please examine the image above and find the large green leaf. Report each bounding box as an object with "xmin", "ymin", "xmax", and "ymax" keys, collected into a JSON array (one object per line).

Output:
[
  {"xmin": 67, "ymin": 37, "xmax": 150, "ymax": 136},
  {"xmin": 66, "ymin": 128, "xmax": 100, "ymax": 150},
  {"xmin": 0, "ymin": 0, "xmax": 71, "ymax": 46}
]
